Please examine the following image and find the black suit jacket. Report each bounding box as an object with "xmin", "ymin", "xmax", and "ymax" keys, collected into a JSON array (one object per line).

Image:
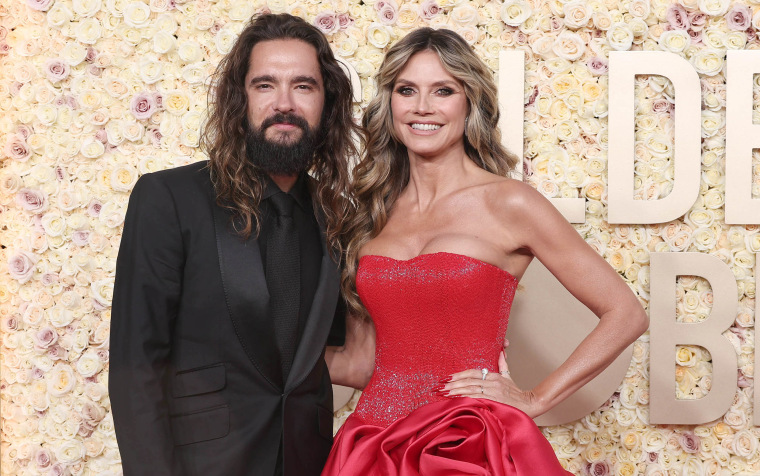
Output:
[{"xmin": 109, "ymin": 161, "xmax": 340, "ymax": 476}]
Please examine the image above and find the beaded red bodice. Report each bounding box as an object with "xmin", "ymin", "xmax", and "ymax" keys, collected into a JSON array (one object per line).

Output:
[{"xmin": 351, "ymin": 252, "xmax": 518, "ymax": 427}]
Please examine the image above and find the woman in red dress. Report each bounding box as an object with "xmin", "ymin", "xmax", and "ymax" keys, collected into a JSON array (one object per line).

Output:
[{"xmin": 325, "ymin": 28, "xmax": 648, "ymax": 475}]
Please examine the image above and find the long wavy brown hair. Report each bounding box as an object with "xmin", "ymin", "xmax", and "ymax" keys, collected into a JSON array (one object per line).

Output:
[
  {"xmin": 201, "ymin": 13, "xmax": 358, "ymax": 256},
  {"xmin": 343, "ymin": 28, "xmax": 519, "ymax": 319}
]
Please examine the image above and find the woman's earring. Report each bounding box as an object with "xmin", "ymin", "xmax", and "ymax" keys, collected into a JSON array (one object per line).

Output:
[{"xmin": 464, "ymin": 116, "xmax": 469, "ymax": 136}]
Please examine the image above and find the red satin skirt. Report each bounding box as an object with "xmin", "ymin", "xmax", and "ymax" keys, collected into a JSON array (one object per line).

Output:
[{"xmin": 322, "ymin": 398, "xmax": 572, "ymax": 475}]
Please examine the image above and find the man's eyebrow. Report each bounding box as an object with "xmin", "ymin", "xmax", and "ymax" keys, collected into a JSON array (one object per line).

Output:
[
  {"xmin": 248, "ymin": 75, "xmax": 320, "ymax": 87},
  {"xmin": 249, "ymin": 75, "xmax": 276, "ymax": 85},
  {"xmin": 292, "ymin": 75, "xmax": 319, "ymax": 86}
]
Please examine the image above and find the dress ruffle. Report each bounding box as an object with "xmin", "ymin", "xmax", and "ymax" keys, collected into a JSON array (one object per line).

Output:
[{"xmin": 322, "ymin": 398, "xmax": 572, "ymax": 476}]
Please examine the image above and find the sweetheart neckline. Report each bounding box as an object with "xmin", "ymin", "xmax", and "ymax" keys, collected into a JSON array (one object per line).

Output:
[{"xmin": 359, "ymin": 251, "xmax": 518, "ymax": 282}]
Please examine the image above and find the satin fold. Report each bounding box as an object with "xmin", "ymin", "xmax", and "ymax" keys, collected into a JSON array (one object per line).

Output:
[{"xmin": 323, "ymin": 398, "xmax": 571, "ymax": 476}]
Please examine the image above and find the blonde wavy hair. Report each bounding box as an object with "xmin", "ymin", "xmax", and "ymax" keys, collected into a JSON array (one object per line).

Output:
[{"xmin": 343, "ymin": 27, "xmax": 520, "ymax": 318}]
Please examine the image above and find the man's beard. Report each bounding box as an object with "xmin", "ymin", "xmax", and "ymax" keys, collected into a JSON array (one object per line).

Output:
[{"xmin": 245, "ymin": 113, "xmax": 320, "ymax": 176}]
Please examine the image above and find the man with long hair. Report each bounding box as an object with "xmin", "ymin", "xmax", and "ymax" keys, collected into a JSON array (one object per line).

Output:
[{"xmin": 109, "ymin": 13, "xmax": 358, "ymax": 476}]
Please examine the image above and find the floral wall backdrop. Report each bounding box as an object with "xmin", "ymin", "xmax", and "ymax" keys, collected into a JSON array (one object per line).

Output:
[{"xmin": 1, "ymin": 0, "xmax": 760, "ymax": 473}]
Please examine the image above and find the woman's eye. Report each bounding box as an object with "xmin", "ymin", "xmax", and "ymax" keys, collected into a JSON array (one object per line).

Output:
[
  {"xmin": 436, "ymin": 88, "xmax": 454, "ymax": 96},
  {"xmin": 396, "ymin": 86, "xmax": 414, "ymax": 96}
]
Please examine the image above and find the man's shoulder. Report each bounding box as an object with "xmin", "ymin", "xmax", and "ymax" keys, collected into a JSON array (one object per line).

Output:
[{"xmin": 137, "ymin": 161, "xmax": 212, "ymax": 193}]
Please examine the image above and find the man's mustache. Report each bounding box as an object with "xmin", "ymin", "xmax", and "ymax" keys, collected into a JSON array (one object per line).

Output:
[{"xmin": 260, "ymin": 113, "xmax": 309, "ymax": 131}]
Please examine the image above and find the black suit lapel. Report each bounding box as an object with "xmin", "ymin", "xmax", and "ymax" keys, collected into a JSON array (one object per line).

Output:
[
  {"xmin": 285, "ymin": 219, "xmax": 340, "ymax": 392},
  {"xmin": 213, "ymin": 204, "xmax": 281, "ymax": 389}
]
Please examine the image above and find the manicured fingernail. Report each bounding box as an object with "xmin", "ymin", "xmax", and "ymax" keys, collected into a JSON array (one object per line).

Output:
[
  {"xmin": 430, "ymin": 384, "xmax": 445, "ymax": 392},
  {"xmin": 438, "ymin": 376, "xmax": 452, "ymax": 383}
]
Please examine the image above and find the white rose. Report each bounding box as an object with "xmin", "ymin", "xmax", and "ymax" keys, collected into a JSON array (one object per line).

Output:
[
  {"xmin": 698, "ymin": 0, "xmax": 729, "ymax": 16},
  {"xmin": 178, "ymin": 40, "xmax": 203, "ymax": 63},
  {"xmin": 367, "ymin": 23, "xmax": 392, "ymax": 48},
  {"xmin": 723, "ymin": 31, "xmax": 747, "ymax": 50},
  {"xmin": 81, "ymin": 139, "xmax": 105, "ymax": 159},
  {"xmin": 552, "ymin": 31, "xmax": 585, "ymax": 60},
  {"xmin": 700, "ymin": 110, "xmax": 724, "ymax": 138},
  {"xmin": 154, "ymin": 12, "xmax": 178, "ymax": 34},
  {"xmin": 563, "ymin": 1, "xmax": 591, "ymax": 29},
  {"xmin": 181, "ymin": 63, "xmax": 205, "ymax": 84},
  {"xmin": 139, "ymin": 57, "xmax": 164, "ymax": 84},
  {"xmin": 55, "ymin": 440, "xmax": 85, "ymax": 465},
  {"xmin": 47, "ymin": 2, "xmax": 73, "ymax": 27},
  {"xmin": 73, "ymin": 0, "xmax": 101, "ymax": 17},
  {"xmin": 629, "ymin": 0, "xmax": 650, "ymax": 17},
  {"xmin": 692, "ymin": 50, "xmax": 724, "ymax": 77},
  {"xmin": 228, "ymin": 2, "xmax": 254, "ymax": 21},
  {"xmin": 62, "ymin": 42, "xmax": 88, "ymax": 66},
  {"xmin": 658, "ymin": 29, "xmax": 690, "ymax": 54},
  {"xmin": 75, "ymin": 17, "xmax": 103, "ymax": 44},
  {"xmin": 76, "ymin": 351, "xmax": 103, "ymax": 378},
  {"xmin": 607, "ymin": 22, "xmax": 634, "ymax": 51},
  {"xmin": 214, "ymin": 27, "xmax": 238, "ymax": 55},
  {"xmin": 500, "ymin": 0, "xmax": 532, "ymax": 27},
  {"xmin": 123, "ymin": 2, "xmax": 151, "ymax": 27}
]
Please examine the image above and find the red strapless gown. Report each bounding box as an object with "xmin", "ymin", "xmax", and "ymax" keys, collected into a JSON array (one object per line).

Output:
[{"xmin": 322, "ymin": 252, "xmax": 572, "ymax": 475}]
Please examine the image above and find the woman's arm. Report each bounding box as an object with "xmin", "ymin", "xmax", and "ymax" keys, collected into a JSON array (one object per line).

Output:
[
  {"xmin": 444, "ymin": 181, "xmax": 649, "ymax": 417},
  {"xmin": 326, "ymin": 313, "xmax": 376, "ymax": 389}
]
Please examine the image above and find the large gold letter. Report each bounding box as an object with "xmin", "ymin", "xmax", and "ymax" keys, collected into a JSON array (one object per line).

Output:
[
  {"xmin": 608, "ymin": 52, "xmax": 701, "ymax": 223},
  {"xmin": 725, "ymin": 50, "xmax": 760, "ymax": 224},
  {"xmin": 649, "ymin": 252, "xmax": 737, "ymax": 424}
]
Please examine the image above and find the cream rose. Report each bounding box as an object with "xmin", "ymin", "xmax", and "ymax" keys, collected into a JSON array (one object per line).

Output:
[
  {"xmin": 607, "ymin": 22, "xmax": 634, "ymax": 51},
  {"xmin": 367, "ymin": 23, "xmax": 392, "ymax": 48},
  {"xmin": 552, "ymin": 31, "xmax": 585, "ymax": 60},
  {"xmin": 563, "ymin": 1, "xmax": 591, "ymax": 29},
  {"xmin": 698, "ymin": 0, "xmax": 729, "ymax": 16},
  {"xmin": 500, "ymin": 0, "xmax": 532, "ymax": 27}
]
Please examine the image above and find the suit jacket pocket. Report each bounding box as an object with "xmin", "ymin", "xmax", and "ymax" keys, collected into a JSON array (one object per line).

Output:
[
  {"xmin": 171, "ymin": 405, "xmax": 230, "ymax": 446},
  {"xmin": 317, "ymin": 405, "xmax": 334, "ymax": 441},
  {"xmin": 172, "ymin": 363, "xmax": 226, "ymax": 398}
]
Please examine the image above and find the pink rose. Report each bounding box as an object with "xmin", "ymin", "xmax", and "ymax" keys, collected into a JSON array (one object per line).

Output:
[
  {"xmin": 688, "ymin": 29, "xmax": 703, "ymax": 44},
  {"xmin": 147, "ymin": 127, "xmax": 162, "ymax": 147},
  {"xmin": 87, "ymin": 199, "xmax": 102, "ymax": 217},
  {"xmin": 85, "ymin": 47, "xmax": 97, "ymax": 62},
  {"xmin": 587, "ymin": 461, "xmax": 610, "ymax": 476},
  {"xmin": 87, "ymin": 65, "xmax": 102, "ymax": 77},
  {"xmin": 8, "ymin": 251, "xmax": 37, "ymax": 283},
  {"xmin": 16, "ymin": 124, "xmax": 32, "ymax": 139},
  {"xmin": 130, "ymin": 92, "xmax": 158, "ymax": 120},
  {"xmin": 72, "ymin": 230, "xmax": 90, "ymax": 246},
  {"xmin": 41, "ymin": 273, "xmax": 59, "ymax": 286},
  {"xmin": 377, "ymin": 2, "xmax": 398, "ymax": 25},
  {"xmin": 689, "ymin": 11, "xmax": 707, "ymax": 31},
  {"xmin": 726, "ymin": 4, "xmax": 751, "ymax": 31},
  {"xmin": 34, "ymin": 326, "xmax": 59, "ymax": 349},
  {"xmin": 26, "ymin": 0, "xmax": 53, "ymax": 11},
  {"xmin": 338, "ymin": 13, "xmax": 353, "ymax": 30},
  {"xmin": 16, "ymin": 188, "xmax": 48, "ymax": 213},
  {"xmin": 666, "ymin": 4, "xmax": 690, "ymax": 30},
  {"xmin": 4, "ymin": 135, "xmax": 31, "ymax": 162},
  {"xmin": 34, "ymin": 448, "xmax": 52, "ymax": 469},
  {"xmin": 314, "ymin": 11, "xmax": 339, "ymax": 34},
  {"xmin": 1, "ymin": 315, "xmax": 19, "ymax": 332},
  {"xmin": 679, "ymin": 431, "xmax": 700, "ymax": 454},
  {"xmin": 419, "ymin": 0, "xmax": 441, "ymax": 20},
  {"xmin": 95, "ymin": 129, "xmax": 108, "ymax": 143},
  {"xmin": 652, "ymin": 98, "xmax": 672, "ymax": 114},
  {"xmin": 587, "ymin": 56, "xmax": 609, "ymax": 75},
  {"xmin": 45, "ymin": 58, "xmax": 70, "ymax": 83},
  {"xmin": 48, "ymin": 345, "xmax": 67, "ymax": 360}
]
